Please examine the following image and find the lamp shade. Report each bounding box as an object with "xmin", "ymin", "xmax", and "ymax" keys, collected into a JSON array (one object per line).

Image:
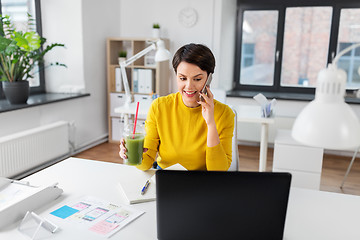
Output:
[
  {"xmin": 155, "ymin": 40, "xmax": 171, "ymax": 62},
  {"xmin": 292, "ymin": 64, "xmax": 360, "ymax": 150}
]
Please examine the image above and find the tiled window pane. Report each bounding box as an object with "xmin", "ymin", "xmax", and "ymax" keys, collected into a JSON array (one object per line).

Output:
[
  {"xmin": 240, "ymin": 10, "xmax": 278, "ymax": 86},
  {"xmin": 281, "ymin": 7, "xmax": 332, "ymax": 88}
]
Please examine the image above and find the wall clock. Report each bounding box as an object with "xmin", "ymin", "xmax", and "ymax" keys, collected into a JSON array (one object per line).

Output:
[{"xmin": 178, "ymin": 7, "xmax": 198, "ymax": 28}]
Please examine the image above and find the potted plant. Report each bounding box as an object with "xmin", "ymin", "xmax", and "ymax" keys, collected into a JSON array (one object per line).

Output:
[
  {"xmin": 152, "ymin": 23, "xmax": 160, "ymax": 38},
  {"xmin": 118, "ymin": 50, "xmax": 127, "ymax": 64},
  {"xmin": 0, "ymin": 14, "xmax": 65, "ymax": 104}
]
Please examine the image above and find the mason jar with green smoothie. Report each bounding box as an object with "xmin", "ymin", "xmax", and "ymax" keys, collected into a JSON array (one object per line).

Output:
[{"xmin": 123, "ymin": 123, "xmax": 145, "ymax": 166}]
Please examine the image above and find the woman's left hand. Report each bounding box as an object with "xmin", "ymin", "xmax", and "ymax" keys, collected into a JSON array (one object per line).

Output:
[{"xmin": 198, "ymin": 86, "xmax": 215, "ymax": 126}]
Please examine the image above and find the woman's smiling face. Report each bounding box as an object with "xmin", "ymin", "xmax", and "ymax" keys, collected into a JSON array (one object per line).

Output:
[{"xmin": 176, "ymin": 61, "xmax": 207, "ymax": 108}]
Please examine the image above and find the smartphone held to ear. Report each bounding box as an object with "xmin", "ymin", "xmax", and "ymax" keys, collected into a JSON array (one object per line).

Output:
[{"xmin": 200, "ymin": 73, "xmax": 212, "ymax": 102}]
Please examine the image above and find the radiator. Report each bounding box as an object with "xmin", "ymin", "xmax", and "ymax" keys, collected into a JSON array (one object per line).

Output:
[{"xmin": 0, "ymin": 121, "xmax": 70, "ymax": 178}]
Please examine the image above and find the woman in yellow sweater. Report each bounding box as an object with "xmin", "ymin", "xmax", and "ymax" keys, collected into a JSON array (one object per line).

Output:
[{"xmin": 119, "ymin": 43, "xmax": 234, "ymax": 171}]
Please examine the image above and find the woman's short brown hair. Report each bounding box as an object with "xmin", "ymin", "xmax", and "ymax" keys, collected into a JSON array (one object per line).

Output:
[{"xmin": 172, "ymin": 43, "xmax": 215, "ymax": 75}]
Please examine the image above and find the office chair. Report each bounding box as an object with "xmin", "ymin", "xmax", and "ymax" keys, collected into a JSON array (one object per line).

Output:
[
  {"xmin": 228, "ymin": 108, "xmax": 239, "ymax": 171},
  {"xmin": 212, "ymin": 88, "xmax": 239, "ymax": 171}
]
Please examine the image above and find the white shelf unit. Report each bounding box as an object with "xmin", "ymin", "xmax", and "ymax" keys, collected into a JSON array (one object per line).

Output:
[{"xmin": 106, "ymin": 38, "xmax": 170, "ymax": 143}]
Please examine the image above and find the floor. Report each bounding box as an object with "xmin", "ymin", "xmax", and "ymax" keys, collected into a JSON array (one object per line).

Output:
[{"xmin": 74, "ymin": 142, "xmax": 360, "ymax": 196}]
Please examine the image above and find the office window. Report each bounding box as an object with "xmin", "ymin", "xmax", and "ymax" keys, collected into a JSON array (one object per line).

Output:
[
  {"xmin": 234, "ymin": 0, "xmax": 360, "ymax": 96},
  {"xmin": 0, "ymin": 0, "xmax": 44, "ymax": 98},
  {"xmin": 337, "ymin": 8, "xmax": 360, "ymax": 88},
  {"xmin": 240, "ymin": 11, "xmax": 278, "ymax": 86},
  {"xmin": 281, "ymin": 7, "xmax": 332, "ymax": 88},
  {"xmin": 1, "ymin": 0, "xmax": 36, "ymax": 31}
]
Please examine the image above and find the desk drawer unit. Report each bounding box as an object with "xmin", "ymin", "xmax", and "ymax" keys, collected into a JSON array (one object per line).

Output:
[{"xmin": 273, "ymin": 130, "xmax": 324, "ymax": 190}]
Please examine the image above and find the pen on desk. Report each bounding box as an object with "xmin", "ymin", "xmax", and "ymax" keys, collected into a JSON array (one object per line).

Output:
[
  {"xmin": 141, "ymin": 180, "xmax": 150, "ymax": 195},
  {"xmin": 11, "ymin": 179, "xmax": 30, "ymax": 186}
]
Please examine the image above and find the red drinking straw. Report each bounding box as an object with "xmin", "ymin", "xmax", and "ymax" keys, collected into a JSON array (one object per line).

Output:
[{"xmin": 133, "ymin": 102, "xmax": 140, "ymax": 139}]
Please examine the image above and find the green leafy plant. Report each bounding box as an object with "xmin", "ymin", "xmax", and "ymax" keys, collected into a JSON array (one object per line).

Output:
[
  {"xmin": 153, "ymin": 23, "xmax": 160, "ymax": 29},
  {"xmin": 0, "ymin": 14, "xmax": 65, "ymax": 82},
  {"xmin": 119, "ymin": 50, "xmax": 127, "ymax": 58}
]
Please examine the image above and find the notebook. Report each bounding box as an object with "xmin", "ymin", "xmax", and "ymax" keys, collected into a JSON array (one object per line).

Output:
[
  {"xmin": 117, "ymin": 168, "xmax": 156, "ymax": 204},
  {"xmin": 156, "ymin": 170, "xmax": 291, "ymax": 240},
  {"xmin": 117, "ymin": 164, "xmax": 187, "ymax": 204}
]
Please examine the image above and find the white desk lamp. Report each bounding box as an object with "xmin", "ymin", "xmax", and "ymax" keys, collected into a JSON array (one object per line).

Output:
[
  {"xmin": 292, "ymin": 42, "xmax": 360, "ymax": 188},
  {"xmin": 119, "ymin": 39, "xmax": 171, "ymax": 106},
  {"xmin": 292, "ymin": 42, "xmax": 360, "ymax": 150}
]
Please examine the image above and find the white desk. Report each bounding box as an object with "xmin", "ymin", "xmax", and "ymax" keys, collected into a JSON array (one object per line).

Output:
[
  {"xmin": 1, "ymin": 157, "xmax": 360, "ymax": 239},
  {"xmin": 0, "ymin": 158, "xmax": 156, "ymax": 240},
  {"xmin": 284, "ymin": 188, "xmax": 360, "ymax": 239},
  {"xmin": 233, "ymin": 105, "xmax": 275, "ymax": 172}
]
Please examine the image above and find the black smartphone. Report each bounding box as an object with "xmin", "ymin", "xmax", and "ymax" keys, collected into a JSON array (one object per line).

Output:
[{"xmin": 200, "ymin": 73, "xmax": 212, "ymax": 102}]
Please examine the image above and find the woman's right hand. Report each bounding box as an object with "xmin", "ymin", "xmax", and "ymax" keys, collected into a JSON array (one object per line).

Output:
[{"xmin": 119, "ymin": 138, "xmax": 128, "ymax": 160}]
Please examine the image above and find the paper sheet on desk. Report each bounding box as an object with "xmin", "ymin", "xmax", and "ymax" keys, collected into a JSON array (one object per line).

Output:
[
  {"xmin": 48, "ymin": 195, "xmax": 144, "ymax": 238},
  {"xmin": 253, "ymin": 93, "xmax": 276, "ymax": 118},
  {"xmin": 150, "ymin": 163, "xmax": 187, "ymax": 184}
]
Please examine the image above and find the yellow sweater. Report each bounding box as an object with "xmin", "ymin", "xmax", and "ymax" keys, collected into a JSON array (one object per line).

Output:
[{"xmin": 137, "ymin": 92, "xmax": 235, "ymax": 171}]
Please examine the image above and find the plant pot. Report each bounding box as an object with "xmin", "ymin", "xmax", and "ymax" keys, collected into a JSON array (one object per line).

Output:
[
  {"xmin": 2, "ymin": 80, "xmax": 29, "ymax": 104},
  {"xmin": 118, "ymin": 57, "xmax": 126, "ymax": 64},
  {"xmin": 152, "ymin": 28, "xmax": 160, "ymax": 39}
]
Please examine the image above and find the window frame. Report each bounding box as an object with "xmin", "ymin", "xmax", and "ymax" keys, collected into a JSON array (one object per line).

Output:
[
  {"xmin": 0, "ymin": 0, "xmax": 45, "ymax": 99},
  {"xmin": 233, "ymin": 0, "xmax": 360, "ymax": 96}
]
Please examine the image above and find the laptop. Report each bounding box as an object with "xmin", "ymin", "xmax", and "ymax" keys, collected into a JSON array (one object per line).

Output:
[{"xmin": 156, "ymin": 170, "xmax": 291, "ymax": 240}]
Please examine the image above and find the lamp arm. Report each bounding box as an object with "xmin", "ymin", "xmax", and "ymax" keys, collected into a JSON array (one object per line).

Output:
[
  {"xmin": 121, "ymin": 43, "xmax": 156, "ymax": 67},
  {"xmin": 332, "ymin": 42, "xmax": 360, "ymax": 66},
  {"xmin": 119, "ymin": 42, "xmax": 157, "ymax": 105},
  {"xmin": 120, "ymin": 65, "xmax": 132, "ymax": 105}
]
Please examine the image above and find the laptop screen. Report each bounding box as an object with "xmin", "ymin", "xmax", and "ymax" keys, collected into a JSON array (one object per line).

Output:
[{"xmin": 156, "ymin": 170, "xmax": 291, "ymax": 240}]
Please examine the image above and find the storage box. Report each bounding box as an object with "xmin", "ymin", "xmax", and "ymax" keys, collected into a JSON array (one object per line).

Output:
[{"xmin": 110, "ymin": 93, "xmax": 126, "ymax": 117}]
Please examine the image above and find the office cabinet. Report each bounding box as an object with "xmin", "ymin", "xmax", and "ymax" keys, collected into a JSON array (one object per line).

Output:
[
  {"xmin": 106, "ymin": 38, "xmax": 170, "ymax": 143},
  {"xmin": 272, "ymin": 129, "xmax": 324, "ymax": 190},
  {"xmin": 111, "ymin": 118, "xmax": 124, "ymax": 142},
  {"xmin": 133, "ymin": 94, "xmax": 152, "ymax": 119},
  {"xmin": 110, "ymin": 93, "xmax": 126, "ymax": 117}
]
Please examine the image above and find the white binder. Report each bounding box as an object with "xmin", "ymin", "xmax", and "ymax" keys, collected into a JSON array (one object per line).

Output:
[
  {"xmin": 0, "ymin": 177, "xmax": 63, "ymax": 229},
  {"xmin": 115, "ymin": 67, "xmax": 123, "ymax": 92}
]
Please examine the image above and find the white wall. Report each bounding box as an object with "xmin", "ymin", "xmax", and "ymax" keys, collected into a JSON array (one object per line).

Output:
[
  {"xmin": 119, "ymin": 0, "xmax": 236, "ymax": 93},
  {"xmin": 212, "ymin": 0, "xmax": 237, "ymax": 90},
  {"xmin": 41, "ymin": 0, "xmax": 84, "ymax": 92},
  {"xmin": 0, "ymin": 0, "xmax": 121, "ymax": 150}
]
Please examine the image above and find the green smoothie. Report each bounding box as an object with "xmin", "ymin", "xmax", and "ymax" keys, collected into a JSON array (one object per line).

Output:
[{"xmin": 125, "ymin": 134, "xmax": 145, "ymax": 165}]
